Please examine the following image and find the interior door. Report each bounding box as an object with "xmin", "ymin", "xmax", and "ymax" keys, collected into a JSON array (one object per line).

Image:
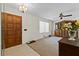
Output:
[{"xmin": 1, "ymin": 13, "xmax": 22, "ymax": 48}]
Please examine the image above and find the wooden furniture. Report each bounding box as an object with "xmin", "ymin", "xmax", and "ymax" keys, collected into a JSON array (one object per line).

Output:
[
  {"xmin": 54, "ymin": 20, "xmax": 77, "ymax": 37},
  {"xmin": 1, "ymin": 13, "xmax": 22, "ymax": 48},
  {"xmin": 59, "ymin": 38, "xmax": 79, "ymax": 56},
  {"xmin": 55, "ymin": 29, "xmax": 69, "ymax": 37}
]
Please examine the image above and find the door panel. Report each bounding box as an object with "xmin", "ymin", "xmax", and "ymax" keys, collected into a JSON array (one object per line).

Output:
[{"xmin": 2, "ymin": 13, "xmax": 22, "ymax": 48}]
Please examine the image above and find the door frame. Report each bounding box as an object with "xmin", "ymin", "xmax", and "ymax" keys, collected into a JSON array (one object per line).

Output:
[{"xmin": 1, "ymin": 12, "xmax": 22, "ymax": 53}]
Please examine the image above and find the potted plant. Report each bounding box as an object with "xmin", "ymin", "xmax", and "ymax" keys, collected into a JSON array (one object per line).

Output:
[{"xmin": 63, "ymin": 20, "xmax": 79, "ymax": 40}]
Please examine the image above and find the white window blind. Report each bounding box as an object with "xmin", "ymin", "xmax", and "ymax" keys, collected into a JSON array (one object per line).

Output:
[{"xmin": 39, "ymin": 21, "xmax": 49, "ymax": 33}]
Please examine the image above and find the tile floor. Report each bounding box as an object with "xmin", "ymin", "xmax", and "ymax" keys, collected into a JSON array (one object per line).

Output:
[
  {"xmin": 4, "ymin": 36, "xmax": 62, "ymax": 56},
  {"xmin": 4, "ymin": 44, "xmax": 40, "ymax": 56}
]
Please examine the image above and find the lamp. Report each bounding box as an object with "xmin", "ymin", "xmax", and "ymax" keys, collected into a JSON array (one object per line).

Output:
[{"xmin": 19, "ymin": 4, "xmax": 27, "ymax": 13}]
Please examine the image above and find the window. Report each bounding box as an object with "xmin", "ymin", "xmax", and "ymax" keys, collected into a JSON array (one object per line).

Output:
[{"xmin": 39, "ymin": 21, "xmax": 49, "ymax": 33}]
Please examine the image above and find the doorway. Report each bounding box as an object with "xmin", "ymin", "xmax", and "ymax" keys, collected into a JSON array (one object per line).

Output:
[{"xmin": 1, "ymin": 12, "xmax": 22, "ymax": 48}]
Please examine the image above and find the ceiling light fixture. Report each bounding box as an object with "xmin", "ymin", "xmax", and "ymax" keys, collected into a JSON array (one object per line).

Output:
[{"xmin": 19, "ymin": 4, "xmax": 27, "ymax": 13}]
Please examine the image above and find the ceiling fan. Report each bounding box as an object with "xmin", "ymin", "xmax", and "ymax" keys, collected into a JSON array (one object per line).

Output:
[{"xmin": 59, "ymin": 13, "xmax": 72, "ymax": 19}]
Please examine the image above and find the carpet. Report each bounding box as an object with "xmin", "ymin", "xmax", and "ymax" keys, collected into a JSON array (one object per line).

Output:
[{"xmin": 27, "ymin": 37, "xmax": 62, "ymax": 56}]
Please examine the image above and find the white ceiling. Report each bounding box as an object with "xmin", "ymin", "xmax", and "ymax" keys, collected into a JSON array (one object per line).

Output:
[{"xmin": 6, "ymin": 3, "xmax": 79, "ymax": 21}]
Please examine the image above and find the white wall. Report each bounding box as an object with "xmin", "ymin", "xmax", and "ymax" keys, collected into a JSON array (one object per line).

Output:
[
  {"xmin": 3, "ymin": 4, "xmax": 53, "ymax": 44},
  {"xmin": 22, "ymin": 13, "xmax": 53, "ymax": 43}
]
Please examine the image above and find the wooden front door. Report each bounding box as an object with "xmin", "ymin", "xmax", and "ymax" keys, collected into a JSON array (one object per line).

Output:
[{"xmin": 1, "ymin": 13, "xmax": 22, "ymax": 48}]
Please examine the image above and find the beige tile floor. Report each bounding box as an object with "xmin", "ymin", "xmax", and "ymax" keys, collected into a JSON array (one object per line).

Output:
[
  {"xmin": 4, "ymin": 44, "xmax": 40, "ymax": 56},
  {"xmin": 4, "ymin": 36, "xmax": 62, "ymax": 56}
]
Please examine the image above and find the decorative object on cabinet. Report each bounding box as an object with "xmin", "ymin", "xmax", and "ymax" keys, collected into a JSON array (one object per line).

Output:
[{"xmin": 54, "ymin": 20, "xmax": 79, "ymax": 38}]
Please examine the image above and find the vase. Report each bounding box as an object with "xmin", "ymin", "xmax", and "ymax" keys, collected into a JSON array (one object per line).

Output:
[{"xmin": 68, "ymin": 30, "xmax": 77, "ymax": 40}]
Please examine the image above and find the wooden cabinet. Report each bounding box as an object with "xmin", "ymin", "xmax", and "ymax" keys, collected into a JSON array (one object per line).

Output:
[
  {"xmin": 54, "ymin": 20, "xmax": 77, "ymax": 38},
  {"xmin": 1, "ymin": 13, "xmax": 22, "ymax": 48},
  {"xmin": 59, "ymin": 38, "xmax": 79, "ymax": 56},
  {"xmin": 54, "ymin": 29, "xmax": 69, "ymax": 37}
]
